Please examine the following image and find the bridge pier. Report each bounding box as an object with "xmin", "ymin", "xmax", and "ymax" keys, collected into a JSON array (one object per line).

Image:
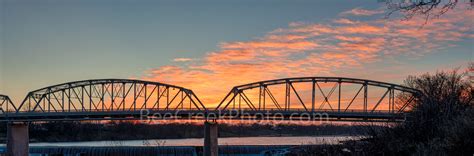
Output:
[
  {"xmin": 204, "ymin": 121, "xmax": 218, "ymax": 156},
  {"xmin": 7, "ymin": 122, "xmax": 29, "ymax": 156}
]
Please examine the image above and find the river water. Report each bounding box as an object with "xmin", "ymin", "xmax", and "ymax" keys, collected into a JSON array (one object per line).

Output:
[{"xmin": 28, "ymin": 136, "xmax": 361, "ymax": 147}]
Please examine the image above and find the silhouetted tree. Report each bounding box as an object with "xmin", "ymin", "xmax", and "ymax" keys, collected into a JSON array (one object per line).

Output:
[
  {"xmin": 366, "ymin": 68, "xmax": 474, "ymax": 155},
  {"xmin": 384, "ymin": 0, "xmax": 472, "ymax": 25}
]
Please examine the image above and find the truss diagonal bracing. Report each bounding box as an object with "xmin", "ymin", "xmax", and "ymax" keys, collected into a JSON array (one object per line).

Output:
[
  {"xmin": 13, "ymin": 79, "xmax": 206, "ymax": 113},
  {"xmin": 216, "ymin": 77, "xmax": 420, "ymax": 114}
]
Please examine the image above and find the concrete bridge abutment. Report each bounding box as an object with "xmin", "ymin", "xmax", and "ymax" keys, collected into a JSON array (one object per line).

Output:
[
  {"xmin": 204, "ymin": 121, "xmax": 218, "ymax": 156},
  {"xmin": 6, "ymin": 122, "xmax": 29, "ymax": 156}
]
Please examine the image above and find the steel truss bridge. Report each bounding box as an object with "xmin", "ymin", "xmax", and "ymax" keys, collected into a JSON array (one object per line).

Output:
[{"xmin": 0, "ymin": 77, "xmax": 420, "ymax": 122}]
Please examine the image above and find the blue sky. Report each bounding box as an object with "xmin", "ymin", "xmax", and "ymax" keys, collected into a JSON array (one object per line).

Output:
[{"xmin": 1, "ymin": 0, "xmax": 472, "ymax": 104}]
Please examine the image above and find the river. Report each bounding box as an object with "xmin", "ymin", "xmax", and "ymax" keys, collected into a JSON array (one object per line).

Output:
[{"xmin": 27, "ymin": 136, "xmax": 361, "ymax": 147}]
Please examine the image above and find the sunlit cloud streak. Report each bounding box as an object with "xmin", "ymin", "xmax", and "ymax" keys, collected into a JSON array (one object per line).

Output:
[
  {"xmin": 173, "ymin": 58, "xmax": 193, "ymax": 62},
  {"xmin": 143, "ymin": 5, "xmax": 473, "ymax": 108},
  {"xmin": 340, "ymin": 7, "xmax": 385, "ymax": 16}
]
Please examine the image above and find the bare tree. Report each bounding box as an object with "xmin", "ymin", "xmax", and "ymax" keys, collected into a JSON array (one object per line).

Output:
[
  {"xmin": 384, "ymin": 0, "xmax": 472, "ymax": 25},
  {"xmin": 365, "ymin": 69, "xmax": 473, "ymax": 155}
]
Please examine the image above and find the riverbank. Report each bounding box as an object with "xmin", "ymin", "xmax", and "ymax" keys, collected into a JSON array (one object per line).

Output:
[{"xmin": 0, "ymin": 144, "xmax": 355, "ymax": 156}]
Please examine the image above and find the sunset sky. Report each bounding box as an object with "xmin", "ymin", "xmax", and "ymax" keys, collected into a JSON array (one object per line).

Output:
[{"xmin": 1, "ymin": 0, "xmax": 473, "ymax": 107}]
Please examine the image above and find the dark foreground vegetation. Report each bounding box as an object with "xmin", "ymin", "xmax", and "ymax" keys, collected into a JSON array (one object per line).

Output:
[
  {"xmin": 294, "ymin": 69, "xmax": 474, "ymax": 155},
  {"xmin": 364, "ymin": 70, "xmax": 473, "ymax": 155},
  {"xmin": 0, "ymin": 121, "xmax": 371, "ymax": 143}
]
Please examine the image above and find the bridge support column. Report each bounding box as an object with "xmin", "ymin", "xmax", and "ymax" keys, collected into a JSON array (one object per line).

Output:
[
  {"xmin": 7, "ymin": 122, "xmax": 29, "ymax": 156},
  {"xmin": 204, "ymin": 121, "xmax": 218, "ymax": 156}
]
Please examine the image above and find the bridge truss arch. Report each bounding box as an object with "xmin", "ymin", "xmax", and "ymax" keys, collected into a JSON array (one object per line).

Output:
[
  {"xmin": 1, "ymin": 77, "xmax": 421, "ymax": 121},
  {"xmin": 0, "ymin": 94, "xmax": 16, "ymax": 113},
  {"xmin": 216, "ymin": 77, "xmax": 420, "ymax": 115},
  {"xmin": 14, "ymin": 79, "xmax": 206, "ymax": 113}
]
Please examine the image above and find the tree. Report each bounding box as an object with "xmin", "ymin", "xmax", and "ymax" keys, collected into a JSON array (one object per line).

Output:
[
  {"xmin": 366, "ymin": 68, "xmax": 474, "ymax": 155},
  {"xmin": 384, "ymin": 0, "xmax": 472, "ymax": 25}
]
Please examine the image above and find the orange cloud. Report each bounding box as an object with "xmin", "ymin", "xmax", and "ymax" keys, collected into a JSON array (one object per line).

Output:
[
  {"xmin": 221, "ymin": 40, "xmax": 318, "ymax": 52},
  {"xmin": 143, "ymin": 6, "xmax": 473, "ymax": 109},
  {"xmin": 173, "ymin": 58, "xmax": 193, "ymax": 62},
  {"xmin": 333, "ymin": 18, "xmax": 360, "ymax": 25},
  {"xmin": 338, "ymin": 24, "xmax": 387, "ymax": 34},
  {"xmin": 334, "ymin": 35, "xmax": 365, "ymax": 42}
]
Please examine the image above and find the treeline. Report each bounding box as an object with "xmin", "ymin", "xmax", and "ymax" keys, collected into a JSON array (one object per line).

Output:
[
  {"xmin": 363, "ymin": 70, "xmax": 474, "ymax": 155},
  {"xmin": 0, "ymin": 121, "xmax": 373, "ymax": 142}
]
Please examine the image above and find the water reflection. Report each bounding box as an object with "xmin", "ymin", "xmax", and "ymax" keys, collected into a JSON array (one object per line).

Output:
[{"xmin": 29, "ymin": 136, "xmax": 360, "ymax": 147}]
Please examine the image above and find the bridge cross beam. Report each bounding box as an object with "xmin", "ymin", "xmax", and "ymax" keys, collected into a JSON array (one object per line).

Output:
[{"xmin": 315, "ymin": 82, "xmax": 338, "ymax": 111}]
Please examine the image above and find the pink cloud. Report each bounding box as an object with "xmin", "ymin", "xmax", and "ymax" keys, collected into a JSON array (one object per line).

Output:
[
  {"xmin": 173, "ymin": 58, "xmax": 193, "ymax": 62},
  {"xmin": 143, "ymin": 6, "xmax": 473, "ymax": 108},
  {"xmin": 340, "ymin": 8, "xmax": 384, "ymax": 16},
  {"xmin": 333, "ymin": 18, "xmax": 360, "ymax": 25}
]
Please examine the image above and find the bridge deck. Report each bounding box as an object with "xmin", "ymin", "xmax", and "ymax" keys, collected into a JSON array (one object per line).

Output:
[{"xmin": 0, "ymin": 109, "xmax": 404, "ymax": 122}]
